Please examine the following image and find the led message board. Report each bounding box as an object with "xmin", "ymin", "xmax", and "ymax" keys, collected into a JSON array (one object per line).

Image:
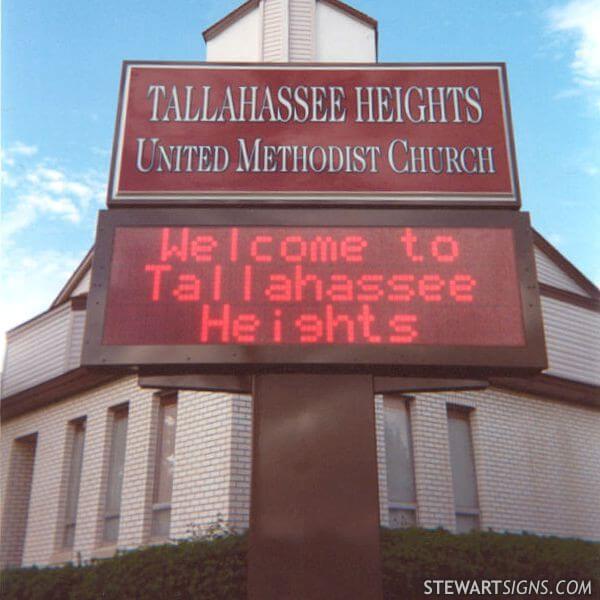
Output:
[
  {"xmin": 82, "ymin": 209, "xmax": 546, "ymax": 375},
  {"xmin": 108, "ymin": 63, "xmax": 520, "ymax": 207}
]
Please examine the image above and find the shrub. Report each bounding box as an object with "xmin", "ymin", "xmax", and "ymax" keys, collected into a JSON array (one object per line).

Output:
[
  {"xmin": 381, "ymin": 528, "xmax": 600, "ymax": 599},
  {"xmin": 1, "ymin": 529, "xmax": 598, "ymax": 599},
  {"xmin": 1, "ymin": 535, "xmax": 246, "ymax": 600}
]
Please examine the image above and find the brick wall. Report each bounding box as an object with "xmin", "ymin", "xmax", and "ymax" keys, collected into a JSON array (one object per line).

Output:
[
  {"xmin": 375, "ymin": 395, "xmax": 390, "ymax": 527},
  {"xmin": 169, "ymin": 390, "xmax": 236, "ymax": 540},
  {"xmin": 0, "ymin": 433, "xmax": 37, "ymax": 567},
  {"xmin": 1, "ymin": 378, "xmax": 599, "ymax": 568},
  {"xmin": 0, "ymin": 378, "xmax": 242, "ymax": 566},
  {"xmin": 227, "ymin": 394, "xmax": 253, "ymax": 532},
  {"xmin": 373, "ymin": 389, "xmax": 600, "ymax": 539},
  {"xmin": 409, "ymin": 394, "xmax": 457, "ymax": 530},
  {"xmin": 432, "ymin": 388, "xmax": 600, "ymax": 539}
]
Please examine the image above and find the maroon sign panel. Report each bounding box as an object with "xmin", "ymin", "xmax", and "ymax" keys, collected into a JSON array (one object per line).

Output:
[
  {"xmin": 105, "ymin": 226, "xmax": 522, "ymax": 347},
  {"xmin": 82, "ymin": 210, "xmax": 546, "ymax": 375},
  {"xmin": 108, "ymin": 63, "xmax": 520, "ymax": 206}
]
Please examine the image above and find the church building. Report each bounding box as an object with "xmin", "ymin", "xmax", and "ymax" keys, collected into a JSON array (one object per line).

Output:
[{"xmin": 1, "ymin": 0, "xmax": 599, "ymax": 569}]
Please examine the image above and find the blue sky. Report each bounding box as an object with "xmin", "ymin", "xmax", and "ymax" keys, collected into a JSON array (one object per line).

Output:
[{"xmin": 2, "ymin": 0, "xmax": 599, "ymax": 357}]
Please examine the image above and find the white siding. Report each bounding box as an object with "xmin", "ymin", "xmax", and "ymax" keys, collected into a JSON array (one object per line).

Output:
[
  {"xmin": 534, "ymin": 248, "xmax": 591, "ymax": 297},
  {"xmin": 205, "ymin": 3, "xmax": 262, "ymax": 62},
  {"xmin": 315, "ymin": 0, "xmax": 376, "ymax": 62},
  {"xmin": 289, "ymin": 0, "xmax": 314, "ymax": 61},
  {"xmin": 2, "ymin": 304, "xmax": 85, "ymax": 398},
  {"xmin": 541, "ymin": 296, "xmax": 600, "ymax": 386},
  {"xmin": 72, "ymin": 271, "xmax": 91, "ymax": 297},
  {"xmin": 263, "ymin": 0, "xmax": 286, "ymax": 61},
  {"xmin": 2, "ymin": 305, "xmax": 71, "ymax": 397},
  {"xmin": 67, "ymin": 311, "xmax": 86, "ymax": 371},
  {"xmin": 205, "ymin": 0, "xmax": 376, "ymax": 63}
]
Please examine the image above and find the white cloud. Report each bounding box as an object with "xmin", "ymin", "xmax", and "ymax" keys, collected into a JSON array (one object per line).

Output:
[
  {"xmin": 1, "ymin": 204, "xmax": 36, "ymax": 240},
  {"xmin": 553, "ymin": 87, "xmax": 583, "ymax": 99},
  {"xmin": 21, "ymin": 192, "xmax": 82, "ymax": 222},
  {"xmin": 10, "ymin": 142, "xmax": 38, "ymax": 157},
  {"xmin": 548, "ymin": 0, "xmax": 600, "ymax": 111},
  {"xmin": 1, "ymin": 143, "xmax": 39, "ymax": 174},
  {"xmin": 0, "ymin": 142, "xmax": 106, "ymax": 362},
  {"xmin": 1, "ymin": 143, "xmax": 106, "ymax": 244}
]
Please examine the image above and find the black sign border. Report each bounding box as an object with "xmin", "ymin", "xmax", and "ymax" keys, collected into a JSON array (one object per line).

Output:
[
  {"xmin": 82, "ymin": 208, "xmax": 546, "ymax": 376},
  {"xmin": 107, "ymin": 61, "xmax": 521, "ymax": 209}
]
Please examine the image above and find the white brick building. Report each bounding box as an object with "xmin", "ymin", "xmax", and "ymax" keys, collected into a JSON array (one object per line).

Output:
[{"xmin": 2, "ymin": 0, "xmax": 599, "ymax": 569}]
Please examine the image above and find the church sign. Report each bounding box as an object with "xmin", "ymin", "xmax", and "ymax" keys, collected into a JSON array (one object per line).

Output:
[{"xmin": 108, "ymin": 63, "xmax": 520, "ymax": 207}]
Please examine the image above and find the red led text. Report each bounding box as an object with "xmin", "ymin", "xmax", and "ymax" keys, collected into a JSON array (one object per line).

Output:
[{"xmin": 103, "ymin": 225, "xmax": 525, "ymax": 347}]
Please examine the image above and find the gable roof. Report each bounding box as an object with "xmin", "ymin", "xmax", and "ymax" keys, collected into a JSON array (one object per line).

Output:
[
  {"xmin": 532, "ymin": 229, "xmax": 599, "ymax": 300},
  {"xmin": 51, "ymin": 247, "xmax": 94, "ymax": 308},
  {"xmin": 318, "ymin": 0, "xmax": 377, "ymax": 28},
  {"xmin": 203, "ymin": 0, "xmax": 260, "ymax": 42},
  {"xmin": 202, "ymin": 0, "xmax": 377, "ymax": 42}
]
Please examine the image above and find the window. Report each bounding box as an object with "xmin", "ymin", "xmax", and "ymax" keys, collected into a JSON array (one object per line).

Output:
[
  {"xmin": 447, "ymin": 407, "xmax": 480, "ymax": 533},
  {"xmin": 151, "ymin": 394, "xmax": 177, "ymax": 538},
  {"xmin": 102, "ymin": 406, "xmax": 128, "ymax": 544},
  {"xmin": 62, "ymin": 419, "xmax": 86, "ymax": 549},
  {"xmin": 384, "ymin": 398, "xmax": 417, "ymax": 528}
]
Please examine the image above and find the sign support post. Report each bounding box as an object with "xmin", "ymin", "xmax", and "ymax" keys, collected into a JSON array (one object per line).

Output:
[{"xmin": 248, "ymin": 373, "xmax": 383, "ymax": 600}]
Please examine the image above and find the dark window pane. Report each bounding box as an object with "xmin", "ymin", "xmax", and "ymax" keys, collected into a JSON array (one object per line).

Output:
[
  {"xmin": 102, "ymin": 408, "xmax": 128, "ymax": 544},
  {"xmin": 63, "ymin": 420, "xmax": 86, "ymax": 549},
  {"xmin": 151, "ymin": 507, "xmax": 172, "ymax": 539},
  {"xmin": 456, "ymin": 513, "xmax": 480, "ymax": 533},
  {"xmin": 384, "ymin": 399, "xmax": 416, "ymax": 504}
]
